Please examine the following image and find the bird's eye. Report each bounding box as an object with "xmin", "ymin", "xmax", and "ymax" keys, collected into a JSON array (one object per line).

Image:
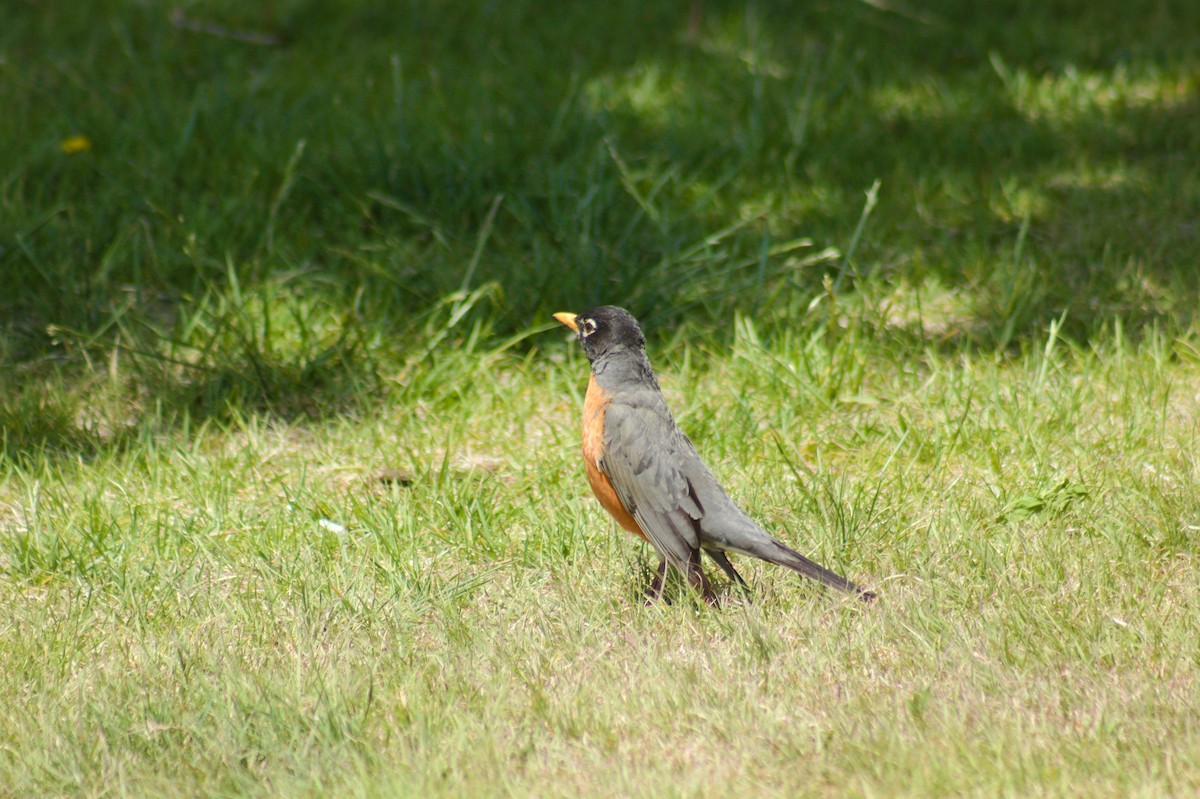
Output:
[{"xmin": 580, "ymin": 318, "xmax": 598, "ymax": 337}]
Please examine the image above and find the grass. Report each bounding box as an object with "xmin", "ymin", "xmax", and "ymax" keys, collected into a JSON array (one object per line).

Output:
[{"xmin": 3, "ymin": 0, "xmax": 1200, "ymax": 796}]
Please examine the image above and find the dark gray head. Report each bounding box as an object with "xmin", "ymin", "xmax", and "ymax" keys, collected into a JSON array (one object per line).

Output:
[{"xmin": 553, "ymin": 306, "xmax": 647, "ymax": 364}]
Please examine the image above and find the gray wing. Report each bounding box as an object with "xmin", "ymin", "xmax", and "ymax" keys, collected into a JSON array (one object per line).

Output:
[
  {"xmin": 598, "ymin": 398, "xmax": 704, "ymax": 567},
  {"xmin": 603, "ymin": 396, "xmax": 873, "ymax": 598}
]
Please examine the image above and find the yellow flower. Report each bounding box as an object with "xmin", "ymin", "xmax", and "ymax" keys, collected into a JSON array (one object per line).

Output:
[{"xmin": 59, "ymin": 135, "xmax": 92, "ymax": 154}]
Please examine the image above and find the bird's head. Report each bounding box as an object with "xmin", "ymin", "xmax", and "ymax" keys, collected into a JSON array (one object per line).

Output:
[{"xmin": 553, "ymin": 305, "xmax": 646, "ymax": 363}]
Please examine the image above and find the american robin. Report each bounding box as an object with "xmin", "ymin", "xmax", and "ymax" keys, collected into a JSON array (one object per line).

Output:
[{"xmin": 554, "ymin": 306, "xmax": 876, "ymax": 604}]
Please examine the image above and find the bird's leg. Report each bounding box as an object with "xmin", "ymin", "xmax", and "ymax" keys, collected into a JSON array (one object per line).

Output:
[
  {"xmin": 686, "ymin": 548, "xmax": 718, "ymax": 606},
  {"xmin": 643, "ymin": 557, "xmax": 669, "ymax": 604},
  {"xmin": 705, "ymin": 549, "xmax": 751, "ymax": 598}
]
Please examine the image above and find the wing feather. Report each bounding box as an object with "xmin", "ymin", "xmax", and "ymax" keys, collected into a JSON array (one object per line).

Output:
[{"xmin": 598, "ymin": 400, "xmax": 702, "ymax": 566}]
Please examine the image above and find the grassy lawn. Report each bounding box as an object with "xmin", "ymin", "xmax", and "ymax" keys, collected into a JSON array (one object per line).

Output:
[{"xmin": 3, "ymin": 1, "xmax": 1200, "ymax": 796}]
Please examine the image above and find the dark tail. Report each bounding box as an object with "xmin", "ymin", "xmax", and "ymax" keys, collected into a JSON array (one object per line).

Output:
[{"xmin": 764, "ymin": 540, "xmax": 876, "ymax": 602}]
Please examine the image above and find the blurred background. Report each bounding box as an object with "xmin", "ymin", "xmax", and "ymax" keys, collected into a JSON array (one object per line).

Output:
[{"xmin": 3, "ymin": 0, "xmax": 1198, "ymax": 418}]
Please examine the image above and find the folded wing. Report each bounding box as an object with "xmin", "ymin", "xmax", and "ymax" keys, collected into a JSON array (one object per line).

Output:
[{"xmin": 598, "ymin": 400, "xmax": 703, "ymax": 569}]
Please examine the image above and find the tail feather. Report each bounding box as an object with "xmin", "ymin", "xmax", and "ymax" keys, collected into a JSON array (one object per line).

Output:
[{"xmin": 760, "ymin": 539, "xmax": 876, "ymax": 602}]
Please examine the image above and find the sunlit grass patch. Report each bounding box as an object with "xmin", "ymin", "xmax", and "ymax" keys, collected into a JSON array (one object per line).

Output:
[
  {"xmin": 993, "ymin": 58, "xmax": 1196, "ymax": 123},
  {"xmin": 4, "ymin": 311, "xmax": 1200, "ymax": 795}
]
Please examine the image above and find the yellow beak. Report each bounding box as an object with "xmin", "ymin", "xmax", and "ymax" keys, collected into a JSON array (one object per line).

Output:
[{"xmin": 553, "ymin": 312, "xmax": 579, "ymax": 332}]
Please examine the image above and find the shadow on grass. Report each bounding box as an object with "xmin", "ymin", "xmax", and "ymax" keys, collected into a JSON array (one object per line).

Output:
[
  {"xmin": 2, "ymin": 0, "xmax": 1198, "ymax": 430},
  {"xmin": 0, "ymin": 380, "xmax": 132, "ymax": 466}
]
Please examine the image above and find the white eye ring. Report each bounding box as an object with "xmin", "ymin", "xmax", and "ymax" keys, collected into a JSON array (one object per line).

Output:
[{"xmin": 580, "ymin": 318, "xmax": 597, "ymax": 337}]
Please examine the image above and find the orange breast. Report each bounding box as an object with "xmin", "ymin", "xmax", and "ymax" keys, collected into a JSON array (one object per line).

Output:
[{"xmin": 582, "ymin": 374, "xmax": 647, "ymax": 541}]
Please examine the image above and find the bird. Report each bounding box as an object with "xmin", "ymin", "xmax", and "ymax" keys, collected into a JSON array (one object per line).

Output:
[{"xmin": 554, "ymin": 305, "xmax": 876, "ymax": 605}]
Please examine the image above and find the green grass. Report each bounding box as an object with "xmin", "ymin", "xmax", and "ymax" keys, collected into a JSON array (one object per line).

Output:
[{"xmin": 3, "ymin": 0, "xmax": 1200, "ymax": 796}]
